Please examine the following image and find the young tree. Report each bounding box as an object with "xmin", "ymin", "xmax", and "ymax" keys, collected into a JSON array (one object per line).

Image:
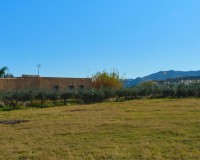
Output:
[
  {"xmin": 34, "ymin": 89, "xmax": 51, "ymax": 107},
  {"xmin": 2, "ymin": 90, "xmax": 24, "ymax": 109},
  {"xmin": 60, "ymin": 90, "xmax": 75, "ymax": 105}
]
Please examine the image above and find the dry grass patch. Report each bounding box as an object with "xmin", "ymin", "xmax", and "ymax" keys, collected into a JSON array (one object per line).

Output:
[{"xmin": 0, "ymin": 99, "xmax": 200, "ymax": 159}]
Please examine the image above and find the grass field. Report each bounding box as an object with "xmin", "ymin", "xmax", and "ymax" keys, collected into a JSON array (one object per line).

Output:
[{"xmin": 0, "ymin": 99, "xmax": 200, "ymax": 160}]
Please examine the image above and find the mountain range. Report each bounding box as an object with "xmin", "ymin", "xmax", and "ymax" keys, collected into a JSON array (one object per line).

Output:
[{"xmin": 124, "ymin": 70, "xmax": 200, "ymax": 87}]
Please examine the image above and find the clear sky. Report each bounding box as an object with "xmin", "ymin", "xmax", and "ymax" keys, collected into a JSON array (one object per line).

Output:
[{"xmin": 0, "ymin": 0, "xmax": 200, "ymax": 78}]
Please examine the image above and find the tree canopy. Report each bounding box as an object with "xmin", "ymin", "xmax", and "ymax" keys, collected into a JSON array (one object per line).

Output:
[
  {"xmin": 0, "ymin": 66, "xmax": 14, "ymax": 78},
  {"xmin": 92, "ymin": 70, "xmax": 122, "ymax": 89}
]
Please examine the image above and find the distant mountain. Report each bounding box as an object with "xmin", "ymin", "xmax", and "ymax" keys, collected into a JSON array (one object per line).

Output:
[{"xmin": 124, "ymin": 70, "xmax": 200, "ymax": 87}]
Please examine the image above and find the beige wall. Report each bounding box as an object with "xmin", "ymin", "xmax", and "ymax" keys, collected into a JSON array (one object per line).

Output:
[
  {"xmin": 0, "ymin": 77, "xmax": 92, "ymax": 91},
  {"xmin": 39, "ymin": 77, "xmax": 92, "ymax": 90}
]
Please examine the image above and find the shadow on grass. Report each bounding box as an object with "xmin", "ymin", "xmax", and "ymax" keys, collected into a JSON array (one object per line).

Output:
[{"xmin": 0, "ymin": 120, "xmax": 30, "ymax": 124}]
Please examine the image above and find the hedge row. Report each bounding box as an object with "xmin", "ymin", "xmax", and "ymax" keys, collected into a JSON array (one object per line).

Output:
[
  {"xmin": 117, "ymin": 82, "xmax": 200, "ymax": 99},
  {"xmin": 0, "ymin": 88, "xmax": 116, "ymax": 109},
  {"xmin": 1, "ymin": 82, "xmax": 200, "ymax": 109}
]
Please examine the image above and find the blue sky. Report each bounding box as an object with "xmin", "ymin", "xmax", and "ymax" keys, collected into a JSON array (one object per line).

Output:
[{"xmin": 0, "ymin": 0, "xmax": 200, "ymax": 78}]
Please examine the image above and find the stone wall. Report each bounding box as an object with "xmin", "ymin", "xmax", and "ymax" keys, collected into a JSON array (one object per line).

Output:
[{"xmin": 0, "ymin": 77, "xmax": 92, "ymax": 91}]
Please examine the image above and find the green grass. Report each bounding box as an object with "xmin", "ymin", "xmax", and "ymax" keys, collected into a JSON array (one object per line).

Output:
[{"xmin": 0, "ymin": 98, "xmax": 200, "ymax": 160}]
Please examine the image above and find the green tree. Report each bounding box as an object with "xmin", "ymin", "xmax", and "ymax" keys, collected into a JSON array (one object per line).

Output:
[
  {"xmin": 34, "ymin": 89, "xmax": 51, "ymax": 107},
  {"xmin": 0, "ymin": 66, "xmax": 8, "ymax": 78},
  {"xmin": 78, "ymin": 89, "xmax": 105, "ymax": 103},
  {"xmin": 0, "ymin": 66, "xmax": 14, "ymax": 78},
  {"xmin": 60, "ymin": 90, "xmax": 75, "ymax": 105},
  {"xmin": 2, "ymin": 90, "xmax": 24, "ymax": 109}
]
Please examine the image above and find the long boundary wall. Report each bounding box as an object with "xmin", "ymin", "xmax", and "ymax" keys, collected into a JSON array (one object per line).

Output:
[{"xmin": 0, "ymin": 77, "xmax": 92, "ymax": 91}]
